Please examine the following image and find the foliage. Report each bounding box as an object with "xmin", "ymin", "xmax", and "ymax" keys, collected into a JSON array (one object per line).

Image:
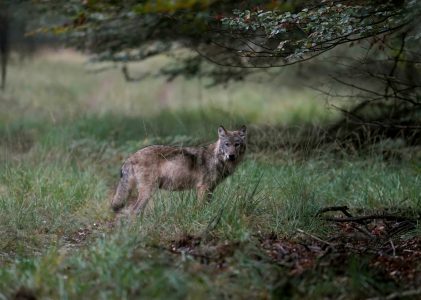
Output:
[
  {"xmin": 216, "ymin": 1, "xmax": 421, "ymax": 142},
  {"xmin": 25, "ymin": 0, "xmax": 419, "ymax": 68},
  {"xmin": 221, "ymin": 1, "xmax": 419, "ymax": 66}
]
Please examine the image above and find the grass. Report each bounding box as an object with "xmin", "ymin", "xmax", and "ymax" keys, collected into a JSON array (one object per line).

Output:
[{"xmin": 0, "ymin": 49, "xmax": 420, "ymax": 299}]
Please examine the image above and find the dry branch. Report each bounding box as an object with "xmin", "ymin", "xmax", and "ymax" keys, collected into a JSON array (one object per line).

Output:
[
  {"xmin": 321, "ymin": 214, "xmax": 414, "ymax": 223},
  {"xmin": 316, "ymin": 206, "xmax": 353, "ymax": 217}
]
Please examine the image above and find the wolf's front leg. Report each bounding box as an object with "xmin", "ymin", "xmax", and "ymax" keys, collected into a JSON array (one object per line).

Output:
[
  {"xmin": 111, "ymin": 170, "xmax": 134, "ymax": 212},
  {"xmin": 130, "ymin": 185, "xmax": 155, "ymax": 214},
  {"xmin": 196, "ymin": 185, "xmax": 214, "ymax": 203}
]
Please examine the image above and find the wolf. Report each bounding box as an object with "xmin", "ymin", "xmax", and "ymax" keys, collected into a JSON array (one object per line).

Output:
[{"xmin": 111, "ymin": 125, "xmax": 247, "ymax": 214}]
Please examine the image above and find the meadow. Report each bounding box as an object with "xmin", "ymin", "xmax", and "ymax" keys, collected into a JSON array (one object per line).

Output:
[{"xmin": 0, "ymin": 50, "xmax": 420, "ymax": 299}]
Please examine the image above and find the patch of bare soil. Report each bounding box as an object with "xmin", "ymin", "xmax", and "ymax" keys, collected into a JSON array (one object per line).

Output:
[
  {"xmin": 62, "ymin": 220, "xmax": 115, "ymax": 249},
  {"xmin": 167, "ymin": 234, "xmax": 239, "ymax": 271}
]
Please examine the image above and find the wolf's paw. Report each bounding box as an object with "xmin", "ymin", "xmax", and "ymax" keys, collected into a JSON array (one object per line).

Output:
[{"xmin": 111, "ymin": 202, "xmax": 125, "ymax": 213}]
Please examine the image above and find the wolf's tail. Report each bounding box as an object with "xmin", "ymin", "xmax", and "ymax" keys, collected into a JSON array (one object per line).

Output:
[{"xmin": 111, "ymin": 162, "xmax": 133, "ymax": 212}]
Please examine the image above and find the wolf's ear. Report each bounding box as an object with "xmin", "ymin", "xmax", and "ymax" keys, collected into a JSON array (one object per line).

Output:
[
  {"xmin": 239, "ymin": 125, "xmax": 247, "ymax": 138},
  {"xmin": 218, "ymin": 125, "xmax": 227, "ymax": 138}
]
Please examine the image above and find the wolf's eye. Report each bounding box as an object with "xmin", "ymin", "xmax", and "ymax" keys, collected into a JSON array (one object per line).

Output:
[
  {"xmin": 234, "ymin": 143, "xmax": 240, "ymax": 147},
  {"xmin": 225, "ymin": 142, "xmax": 230, "ymax": 146}
]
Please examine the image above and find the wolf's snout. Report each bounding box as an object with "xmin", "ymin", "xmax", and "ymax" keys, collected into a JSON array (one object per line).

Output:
[{"xmin": 228, "ymin": 154, "xmax": 236, "ymax": 161}]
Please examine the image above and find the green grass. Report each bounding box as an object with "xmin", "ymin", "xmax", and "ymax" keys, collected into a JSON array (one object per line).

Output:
[{"xmin": 0, "ymin": 50, "xmax": 420, "ymax": 299}]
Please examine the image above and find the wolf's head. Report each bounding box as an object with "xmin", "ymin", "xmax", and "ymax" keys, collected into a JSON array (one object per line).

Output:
[{"xmin": 217, "ymin": 125, "xmax": 247, "ymax": 162}]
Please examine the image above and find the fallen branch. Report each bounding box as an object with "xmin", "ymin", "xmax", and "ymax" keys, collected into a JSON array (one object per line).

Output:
[
  {"xmin": 316, "ymin": 206, "xmax": 353, "ymax": 218},
  {"xmin": 317, "ymin": 206, "xmax": 416, "ymax": 223},
  {"xmin": 367, "ymin": 288, "xmax": 421, "ymax": 300},
  {"xmin": 321, "ymin": 215, "xmax": 414, "ymax": 223},
  {"xmin": 296, "ymin": 228, "xmax": 333, "ymax": 247},
  {"xmin": 350, "ymin": 223, "xmax": 374, "ymax": 238},
  {"xmin": 316, "ymin": 206, "xmax": 418, "ymax": 239}
]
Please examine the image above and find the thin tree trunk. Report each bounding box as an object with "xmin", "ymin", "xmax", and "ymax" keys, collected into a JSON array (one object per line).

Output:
[{"xmin": 0, "ymin": 4, "xmax": 9, "ymax": 90}]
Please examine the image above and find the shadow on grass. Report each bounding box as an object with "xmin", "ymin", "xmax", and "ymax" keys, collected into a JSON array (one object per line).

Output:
[
  {"xmin": 1, "ymin": 107, "xmax": 420, "ymax": 163},
  {"xmin": 57, "ymin": 109, "xmax": 421, "ymax": 158},
  {"xmin": 72, "ymin": 108, "xmax": 248, "ymax": 143}
]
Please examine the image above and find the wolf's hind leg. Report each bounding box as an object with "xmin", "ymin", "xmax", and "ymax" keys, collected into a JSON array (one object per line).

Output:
[{"xmin": 111, "ymin": 164, "xmax": 134, "ymax": 212}]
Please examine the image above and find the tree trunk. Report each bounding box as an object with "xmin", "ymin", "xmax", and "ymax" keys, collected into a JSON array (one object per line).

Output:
[{"xmin": 0, "ymin": 4, "xmax": 9, "ymax": 90}]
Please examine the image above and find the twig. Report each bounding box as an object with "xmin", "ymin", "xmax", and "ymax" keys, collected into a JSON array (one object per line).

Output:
[
  {"xmin": 321, "ymin": 215, "xmax": 415, "ymax": 224},
  {"xmin": 367, "ymin": 288, "xmax": 421, "ymax": 300},
  {"xmin": 351, "ymin": 223, "xmax": 374, "ymax": 238},
  {"xmin": 296, "ymin": 228, "xmax": 333, "ymax": 247},
  {"xmin": 316, "ymin": 206, "xmax": 353, "ymax": 217},
  {"xmin": 389, "ymin": 239, "xmax": 396, "ymax": 257},
  {"xmin": 384, "ymin": 32, "xmax": 407, "ymax": 101},
  {"xmin": 329, "ymin": 76, "xmax": 384, "ymax": 97}
]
